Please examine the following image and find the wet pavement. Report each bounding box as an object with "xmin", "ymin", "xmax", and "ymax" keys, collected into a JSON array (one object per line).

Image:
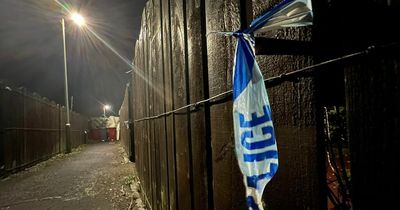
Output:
[{"xmin": 0, "ymin": 142, "xmax": 145, "ymax": 210}]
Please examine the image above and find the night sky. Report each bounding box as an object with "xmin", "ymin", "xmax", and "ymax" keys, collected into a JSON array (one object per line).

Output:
[{"xmin": 0, "ymin": 0, "xmax": 146, "ymax": 116}]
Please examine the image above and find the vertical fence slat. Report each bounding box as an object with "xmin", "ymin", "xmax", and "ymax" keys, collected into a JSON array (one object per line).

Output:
[
  {"xmin": 145, "ymin": 2, "xmax": 156, "ymax": 208},
  {"xmin": 162, "ymin": 0, "xmax": 177, "ymax": 208},
  {"xmin": 151, "ymin": 0, "xmax": 170, "ymax": 209},
  {"xmin": 170, "ymin": 0, "xmax": 193, "ymax": 209},
  {"xmin": 186, "ymin": 0, "xmax": 209, "ymax": 209},
  {"xmin": 205, "ymin": 0, "xmax": 246, "ymax": 209},
  {"xmin": 251, "ymin": 1, "xmax": 322, "ymax": 209}
]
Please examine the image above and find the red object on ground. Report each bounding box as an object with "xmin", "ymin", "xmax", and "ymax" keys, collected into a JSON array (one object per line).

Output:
[{"xmin": 107, "ymin": 128, "xmax": 116, "ymax": 141}]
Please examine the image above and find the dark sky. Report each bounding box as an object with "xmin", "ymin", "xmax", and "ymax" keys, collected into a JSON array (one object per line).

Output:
[{"xmin": 0, "ymin": 0, "xmax": 146, "ymax": 116}]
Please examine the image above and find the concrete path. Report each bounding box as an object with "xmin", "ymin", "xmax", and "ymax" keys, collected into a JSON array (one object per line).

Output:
[{"xmin": 0, "ymin": 142, "xmax": 145, "ymax": 210}]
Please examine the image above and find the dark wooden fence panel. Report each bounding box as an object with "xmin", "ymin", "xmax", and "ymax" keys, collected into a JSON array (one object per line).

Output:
[
  {"xmin": 186, "ymin": 0, "xmax": 210, "ymax": 209},
  {"xmin": 170, "ymin": 0, "xmax": 192, "ymax": 209},
  {"xmin": 141, "ymin": 5, "xmax": 150, "ymax": 206},
  {"xmin": 128, "ymin": 0, "xmax": 327, "ymax": 210},
  {"xmin": 142, "ymin": 5, "xmax": 151, "ymax": 207},
  {"xmin": 145, "ymin": 2, "xmax": 157, "ymax": 208},
  {"xmin": 0, "ymin": 89, "xmax": 24, "ymax": 171},
  {"xmin": 132, "ymin": 38, "xmax": 142, "ymax": 191},
  {"xmin": 132, "ymin": 40, "xmax": 139, "ymax": 169},
  {"xmin": 345, "ymin": 55, "xmax": 400, "ymax": 210},
  {"xmin": 59, "ymin": 106, "xmax": 66, "ymax": 153},
  {"xmin": 152, "ymin": 0, "xmax": 169, "ymax": 209},
  {"xmin": 161, "ymin": 0, "xmax": 177, "ymax": 209},
  {"xmin": 250, "ymin": 1, "xmax": 324, "ymax": 209},
  {"xmin": 341, "ymin": 2, "xmax": 400, "ymax": 208},
  {"xmin": 205, "ymin": 1, "xmax": 247, "ymax": 209},
  {"xmin": 133, "ymin": 7, "xmax": 149, "ymax": 208},
  {"xmin": 0, "ymin": 86, "xmax": 88, "ymax": 176},
  {"xmin": 70, "ymin": 112, "xmax": 87, "ymax": 148}
]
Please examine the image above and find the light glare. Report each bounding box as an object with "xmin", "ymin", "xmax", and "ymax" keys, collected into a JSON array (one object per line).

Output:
[{"xmin": 71, "ymin": 13, "xmax": 85, "ymax": 27}]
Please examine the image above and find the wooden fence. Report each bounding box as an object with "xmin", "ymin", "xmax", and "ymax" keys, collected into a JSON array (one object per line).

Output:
[
  {"xmin": 128, "ymin": 0, "xmax": 322, "ymax": 209},
  {"xmin": 0, "ymin": 85, "xmax": 89, "ymax": 176},
  {"xmin": 123, "ymin": 0, "xmax": 400, "ymax": 209}
]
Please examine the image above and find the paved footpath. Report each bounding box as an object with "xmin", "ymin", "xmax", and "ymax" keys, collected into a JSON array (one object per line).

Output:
[{"xmin": 0, "ymin": 142, "xmax": 145, "ymax": 210}]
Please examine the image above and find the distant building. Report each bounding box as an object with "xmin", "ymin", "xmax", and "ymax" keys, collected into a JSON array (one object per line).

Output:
[{"xmin": 89, "ymin": 116, "xmax": 120, "ymax": 141}]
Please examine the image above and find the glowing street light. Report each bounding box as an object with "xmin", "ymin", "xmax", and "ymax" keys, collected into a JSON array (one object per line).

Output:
[
  {"xmin": 71, "ymin": 13, "xmax": 86, "ymax": 27},
  {"xmin": 61, "ymin": 12, "xmax": 85, "ymax": 153},
  {"xmin": 103, "ymin": 105, "xmax": 111, "ymax": 117}
]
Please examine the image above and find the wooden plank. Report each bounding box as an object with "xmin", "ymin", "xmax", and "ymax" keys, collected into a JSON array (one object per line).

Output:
[
  {"xmin": 145, "ymin": 1, "xmax": 157, "ymax": 208},
  {"xmin": 250, "ymin": 1, "xmax": 321, "ymax": 209},
  {"xmin": 130, "ymin": 41, "xmax": 139, "ymax": 162},
  {"xmin": 133, "ymin": 39, "xmax": 139, "ymax": 178},
  {"xmin": 135, "ymin": 38, "xmax": 143, "ymax": 183},
  {"xmin": 140, "ymin": 5, "xmax": 151, "ymax": 206},
  {"xmin": 162, "ymin": 0, "xmax": 176, "ymax": 208},
  {"xmin": 170, "ymin": 0, "xmax": 192, "ymax": 209},
  {"xmin": 145, "ymin": 4, "xmax": 153, "ymax": 207},
  {"xmin": 186, "ymin": 0, "xmax": 209, "ymax": 210},
  {"xmin": 152, "ymin": 0, "xmax": 169, "ymax": 209},
  {"xmin": 141, "ymin": 29, "xmax": 146, "ymax": 190},
  {"xmin": 205, "ymin": 0, "xmax": 247, "ymax": 209},
  {"xmin": 16, "ymin": 92, "xmax": 24, "ymax": 168},
  {"xmin": 133, "ymin": 37, "xmax": 142, "ymax": 186},
  {"xmin": 1, "ymin": 90, "xmax": 15, "ymax": 170}
]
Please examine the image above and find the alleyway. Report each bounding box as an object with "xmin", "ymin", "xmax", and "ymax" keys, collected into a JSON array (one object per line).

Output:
[{"xmin": 0, "ymin": 143, "xmax": 145, "ymax": 210}]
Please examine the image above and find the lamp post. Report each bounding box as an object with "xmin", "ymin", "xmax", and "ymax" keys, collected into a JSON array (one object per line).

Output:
[
  {"xmin": 103, "ymin": 105, "xmax": 111, "ymax": 117},
  {"xmin": 61, "ymin": 13, "xmax": 85, "ymax": 153}
]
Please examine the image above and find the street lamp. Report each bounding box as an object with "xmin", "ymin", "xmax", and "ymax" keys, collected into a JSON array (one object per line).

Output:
[
  {"xmin": 61, "ymin": 12, "xmax": 85, "ymax": 153},
  {"xmin": 103, "ymin": 105, "xmax": 111, "ymax": 117},
  {"xmin": 71, "ymin": 13, "xmax": 85, "ymax": 27}
]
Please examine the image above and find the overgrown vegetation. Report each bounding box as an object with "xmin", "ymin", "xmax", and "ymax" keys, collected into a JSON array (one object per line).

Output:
[{"xmin": 324, "ymin": 106, "xmax": 352, "ymax": 210}]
